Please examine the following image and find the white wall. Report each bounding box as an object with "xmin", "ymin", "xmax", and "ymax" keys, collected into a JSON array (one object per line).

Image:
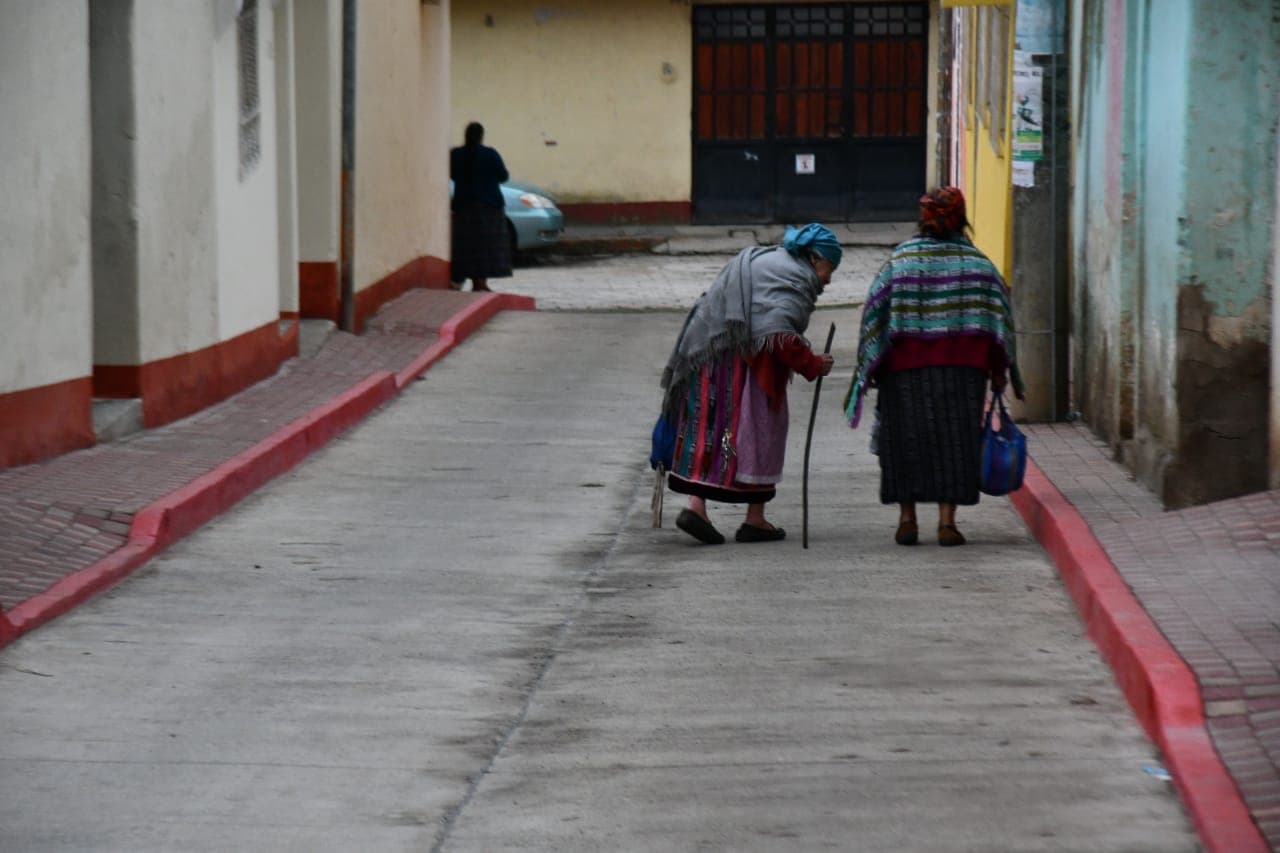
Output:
[
  {"xmin": 131, "ymin": 0, "xmax": 221, "ymax": 361},
  {"xmin": 355, "ymin": 0, "xmax": 452, "ymax": 287},
  {"xmin": 211, "ymin": 0, "xmax": 282, "ymax": 342},
  {"xmin": 0, "ymin": 3, "xmax": 92, "ymax": 393},
  {"xmin": 295, "ymin": 0, "xmax": 341, "ymax": 263}
]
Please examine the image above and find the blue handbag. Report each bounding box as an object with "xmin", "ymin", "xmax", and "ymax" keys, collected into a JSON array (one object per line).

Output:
[
  {"xmin": 649, "ymin": 413, "xmax": 676, "ymax": 472},
  {"xmin": 979, "ymin": 393, "xmax": 1026, "ymax": 496}
]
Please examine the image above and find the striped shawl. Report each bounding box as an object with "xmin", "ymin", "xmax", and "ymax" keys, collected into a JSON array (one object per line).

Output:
[{"xmin": 843, "ymin": 236, "xmax": 1024, "ymax": 427}]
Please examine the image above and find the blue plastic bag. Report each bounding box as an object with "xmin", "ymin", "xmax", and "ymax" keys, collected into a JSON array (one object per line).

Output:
[
  {"xmin": 650, "ymin": 413, "xmax": 676, "ymax": 471},
  {"xmin": 979, "ymin": 394, "xmax": 1026, "ymax": 496}
]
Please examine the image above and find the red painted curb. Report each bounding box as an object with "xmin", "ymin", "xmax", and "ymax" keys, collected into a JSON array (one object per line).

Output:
[
  {"xmin": 1010, "ymin": 459, "xmax": 1266, "ymax": 853},
  {"xmin": 5, "ymin": 542, "xmax": 157, "ymax": 636},
  {"xmin": 0, "ymin": 611, "xmax": 19, "ymax": 644},
  {"xmin": 131, "ymin": 371, "xmax": 398, "ymax": 549},
  {"xmin": 394, "ymin": 292, "xmax": 536, "ymax": 388},
  {"xmin": 0, "ymin": 371, "xmax": 398, "ymax": 646},
  {"xmin": 0, "ymin": 292, "xmax": 535, "ymax": 649}
]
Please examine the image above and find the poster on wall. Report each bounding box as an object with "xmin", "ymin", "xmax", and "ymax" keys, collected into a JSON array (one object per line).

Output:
[
  {"xmin": 1012, "ymin": 53, "xmax": 1043, "ymax": 164},
  {"xmin": 1013, "ymin": 161, "xmax": 1035, "ymax": 188},
  {"xmin": 1015, "ymin": 0, "xmax": 1064, "ymax": 55}
]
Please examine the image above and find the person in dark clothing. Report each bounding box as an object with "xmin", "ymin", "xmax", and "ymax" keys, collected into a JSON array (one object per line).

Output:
[{"xmin": 450, "ymin": 122, "xmax": 511, "ymax": 292}]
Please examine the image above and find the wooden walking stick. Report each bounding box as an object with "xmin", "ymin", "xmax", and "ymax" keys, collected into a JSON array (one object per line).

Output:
[{"xmin": 803, "ymin": 323, "xmax": 836, "ymax": 549}]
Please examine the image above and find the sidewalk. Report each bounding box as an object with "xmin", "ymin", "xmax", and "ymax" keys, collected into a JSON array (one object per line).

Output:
[
  {"xmin": 1, "ymin": 277, "xmax": 1277, "ymax": 849},
  {"xmin": 0, "ymin": 288, "xmax": 533, "ymax": 643},
  {"xmin": 1014, "ymin": 423, "xmax": 1279, "ymax": 851}
]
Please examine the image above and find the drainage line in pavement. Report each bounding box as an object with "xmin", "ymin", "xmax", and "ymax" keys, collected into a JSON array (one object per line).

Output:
[{"xmin": 430, "ymin": 467, "xmax": 646, "ymax": 852}]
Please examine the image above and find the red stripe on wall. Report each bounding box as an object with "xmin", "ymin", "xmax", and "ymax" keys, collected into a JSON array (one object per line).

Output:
[
  {"xmin": 559, "ymin": 201, "xmax": 693, "ymax": 226},
  {"xmin": 93, "ymin": 365, "xmax": 142, "ymax": 398},
  {"xmin": 304, "ymin": 255, "xmax": 450, "ymax": 332},
  {"xmin": 83, "ymin": 252, "xmax": 447, "ymax": 437},
  {"xmin": 0, "ymin": 377, "xmax": 95, "ymax": 468},
  {"xmin": 94, "ymin": 319, "xmax": 298, "ymax": 429},
  {"xmin": 354, "ymin": 254, "xmax": 451, "ymax": 332},
  {"xmin": 299, "ymin": 260, "xmax": 340, "ymax": 321},
  {"xmin": 420, "ymin": 255, "xmax": 450, "ymax": 291}
]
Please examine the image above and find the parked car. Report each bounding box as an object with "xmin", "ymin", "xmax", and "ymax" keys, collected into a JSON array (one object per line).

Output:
[
  {"xmin": 450, "ymin": 179, "xmax": 564, "ymax": 253},
  {"xmin": 502, "ymin": 180, "xmax": 564, "ymax": 252}
]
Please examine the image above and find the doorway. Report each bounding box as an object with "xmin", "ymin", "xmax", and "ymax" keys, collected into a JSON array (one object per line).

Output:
[{"xmin": 692, "ymin": 3, "xmax": 929, "ymax": 222}]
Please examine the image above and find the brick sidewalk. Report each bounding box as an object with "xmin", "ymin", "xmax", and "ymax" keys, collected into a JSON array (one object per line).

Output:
[
  {"xmin": 0, "ymin": 288, "xmax": 483, "ymax": 614},
  {"xmin": 1024, "ymin": 422, "xmax": 1280, "ymax": 849}
]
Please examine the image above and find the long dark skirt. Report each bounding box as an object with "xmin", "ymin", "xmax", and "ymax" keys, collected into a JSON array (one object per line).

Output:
[
  {"xmin": 451, "ymin": 202, "xmax": 512, "ymax": 282},
  {"xmin": 876, "ymin": 366, "xmax": 987, "ymax": 506}
]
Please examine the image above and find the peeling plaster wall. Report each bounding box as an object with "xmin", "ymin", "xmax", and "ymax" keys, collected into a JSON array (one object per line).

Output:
[
  {"xmin": 1183, "ymin": 2, "xmax": 1277, "ymax": 322},
  {"xmin": 1071, "ymin": 0, "xmax": 1279, "ymax": 507},
  {"xmin": 1129, "ymin": 0, "xmax": 1190, "ymax": 488},
  {"xmin": 1162, "ymin": 0, "xmax": 1278, "ymax": 507},
  {"xmin": 1070, "ymin": 0, "xmax": 1130, "ymax": 447},
  {"xmin": 1169, "ymin": 288, "xmax": 1270, "ymax": 506}
]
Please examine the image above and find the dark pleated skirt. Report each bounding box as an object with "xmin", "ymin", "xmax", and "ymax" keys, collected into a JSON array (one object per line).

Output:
[
  {"xmin": 876, "ymin": 366, "xmax": 987, "ymax": 506},
  {"xmin": 451, "ymin": 202, "xmax": 512, "ymax": 282}
]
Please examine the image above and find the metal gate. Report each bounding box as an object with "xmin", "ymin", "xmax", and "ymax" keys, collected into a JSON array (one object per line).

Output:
[{"xmin": 692, "ymin": 3, "xmax": 928, "ymax": 223}]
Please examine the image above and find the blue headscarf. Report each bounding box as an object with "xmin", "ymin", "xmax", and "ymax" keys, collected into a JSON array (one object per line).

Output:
[{"xmin": 783, "ymin": 223, "xmax": 842, "ymax": 268}]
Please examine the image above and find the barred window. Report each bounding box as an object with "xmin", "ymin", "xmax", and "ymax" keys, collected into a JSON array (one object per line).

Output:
[{"xmin": 237, "ymin": 0, "xmax": 261, "ymax": 179}]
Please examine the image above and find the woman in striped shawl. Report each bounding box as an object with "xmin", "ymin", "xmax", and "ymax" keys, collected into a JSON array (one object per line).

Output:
[{"xmin": 844, "ymin": 187, "xmax": 1024, "ymax": 547}]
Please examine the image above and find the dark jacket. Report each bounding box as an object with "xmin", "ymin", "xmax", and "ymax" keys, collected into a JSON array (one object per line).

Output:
[{"xmin": 450, "ymin": 144, "xmax": 508, "ymax": 211}]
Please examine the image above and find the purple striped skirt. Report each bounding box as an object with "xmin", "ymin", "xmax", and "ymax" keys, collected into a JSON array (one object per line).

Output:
[{"xmin": 666, "ymin": 356, "xmax": 789, "ymax": 504}]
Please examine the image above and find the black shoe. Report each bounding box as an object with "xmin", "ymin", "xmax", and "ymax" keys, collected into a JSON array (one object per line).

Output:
[
  {"xmin": 735, "ymin": 523, "xmax": 786, "ymax": 543},
  {"xmin": 676, "ymin": 509, "xmax": 725, "ymax": 545},
  {"xmin": 894, "ymin": 520, "xmax": 919, "ymax": 546}
]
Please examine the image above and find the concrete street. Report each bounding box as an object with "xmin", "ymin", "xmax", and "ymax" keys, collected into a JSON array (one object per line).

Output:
[{"xmin": 0, "ymin": 255, "xmax": 1196, "ymax": 851}]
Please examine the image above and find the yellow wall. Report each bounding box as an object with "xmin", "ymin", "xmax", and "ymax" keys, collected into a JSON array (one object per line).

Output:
[
  {"xmin": 957, "ymin": 6, "xmax": 1013, "ymax": 279},
  {"xmin": 356, "ymin": 0, "xmax": 452, "ymax": 289},
  {"xmin": 450, "ymin": 0, "xmax": 691, "ymax": 204},
  {"xmin": 967, "ymin": 119, "xmax": 1011, "ymax": 275}
]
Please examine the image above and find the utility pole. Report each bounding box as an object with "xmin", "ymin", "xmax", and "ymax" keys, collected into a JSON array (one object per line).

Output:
[{"xmin": 338, "ymin": 0, "xmax": 356, "ymax": 332}]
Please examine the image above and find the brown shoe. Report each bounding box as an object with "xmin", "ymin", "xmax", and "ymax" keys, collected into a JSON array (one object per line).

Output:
[
  {"xmin": 938, "ymin": 524, "xmax": 967, "ymax": 547},
  {"xmin": 894, "ymin": 519, "xmax": 918, "ymax": 546}
]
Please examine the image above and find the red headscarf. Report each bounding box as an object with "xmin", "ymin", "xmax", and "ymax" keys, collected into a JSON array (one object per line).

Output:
[{"xmin": 918, "ymin": 186, "xmax": 968, "ymax": 238}]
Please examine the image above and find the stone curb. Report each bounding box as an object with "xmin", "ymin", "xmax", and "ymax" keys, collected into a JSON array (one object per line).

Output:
[
  {"xmin": 1010, "ymin": 458, "xmax": 1267, "ymax": 853},
  {"xmin": 0, "ymin": 291, "xmax": 535, "ymax": 649}
]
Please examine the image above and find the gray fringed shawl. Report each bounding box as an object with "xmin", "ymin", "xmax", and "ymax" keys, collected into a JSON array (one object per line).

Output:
[{"xmin": 660, "ymin": 246, "xmax": 820, "ymax": 414}]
